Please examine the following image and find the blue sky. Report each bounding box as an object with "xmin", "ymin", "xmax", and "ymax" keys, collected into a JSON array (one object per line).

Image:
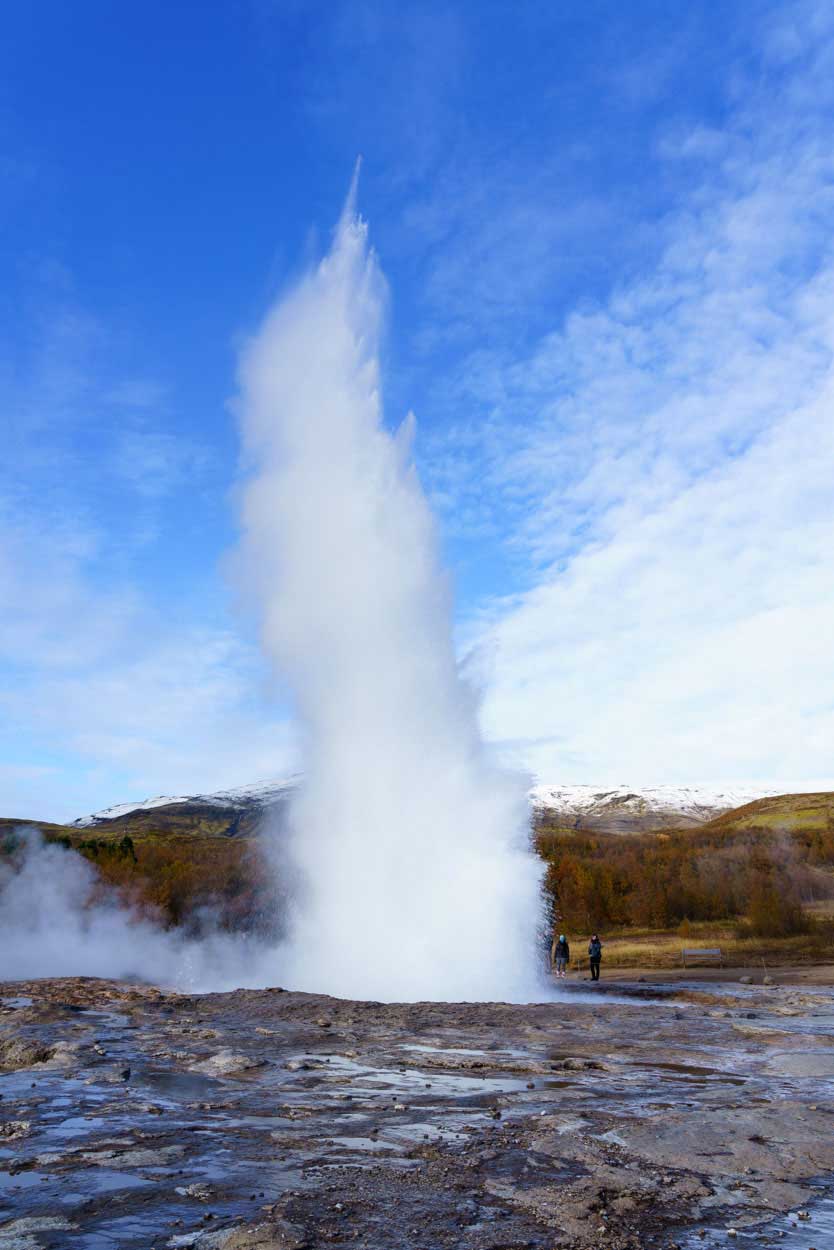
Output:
[{"xmin": 3, "ymin": 1, "xmax": 834, "ymax": 819}]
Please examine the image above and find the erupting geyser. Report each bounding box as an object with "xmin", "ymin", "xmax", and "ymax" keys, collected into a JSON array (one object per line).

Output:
[{"xmin": 236, "ymin": 179, "xmax": 544, "ymax": 1001}]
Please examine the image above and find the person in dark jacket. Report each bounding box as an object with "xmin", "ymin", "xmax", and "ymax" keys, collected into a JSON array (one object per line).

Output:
[
  {"xmin": 551, "ymin": 934, "xmax": 570, "ymax": 978},
  {"xmin": 588, "ymin": 934, "xmax": 603, "ymax": 981}
]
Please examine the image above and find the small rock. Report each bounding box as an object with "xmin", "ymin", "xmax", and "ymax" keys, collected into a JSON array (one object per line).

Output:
[
  {"xmin": 0, "ymin": 1120, "xmax": 31, "ymax": 1140},
  {"xmin": 0, "ymin": 1216, "xmax": 77, "ymax": 1236},
  {"xmin": 192, "ymin": 1218, "xmax": 308, "ymax": 1248},
  {"xmin": 189, "ymin": 1049, "xmax": 265, "ymax": 1077},
  {"xmin": 763, "ymin": 975, "xmax": 775, "ymax": 986},
  {"xmin": 84, "ymin": 1144, "xmax": 184, "ymax": 1168},
  {"xmin": 316, "ymin": 1018, "xmax": 332, "ymax": 1029},
  {"xmin": 175, "ymin": 1182, "xmax": 214, "ymax": 1201},
  {"xmin": 0, "ymin": 1038, "xmax": 54, "ymax": 1071}
]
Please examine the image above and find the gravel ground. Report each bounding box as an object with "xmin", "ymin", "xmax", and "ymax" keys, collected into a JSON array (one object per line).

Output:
[{"xmin": 1, "ymin": 976, "xmax": 833, "ymax": 1250}]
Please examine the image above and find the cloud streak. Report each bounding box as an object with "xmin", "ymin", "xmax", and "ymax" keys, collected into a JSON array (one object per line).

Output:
[
  {"xmin": 435, "ymin": 4, "xmax": 834, "ymax": 784},
  {"xmin": 0, "ymin": 283, "xmax": 295, "ymax": 821}
]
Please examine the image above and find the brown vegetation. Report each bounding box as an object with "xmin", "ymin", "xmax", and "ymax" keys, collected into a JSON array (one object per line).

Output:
[
  {"xmin": 0, "ymin": 820, "xmax": 277, "ymax": 935},
  {"xmin": 3, "ymin": 792, "xmax": 833, "ymax": 964},
  {"xmin": 535, "ymin": 792, "xmax": 834, "ymax": 941}
]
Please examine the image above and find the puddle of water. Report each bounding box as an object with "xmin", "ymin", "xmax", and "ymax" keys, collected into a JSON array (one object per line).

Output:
[
  {"xmin": 0, "ymin": 995, "xmax": 33, "ymax": 1009},
  {"xmin": 51, "ymin": 1114, "xmax": 107, "ymax": 1138},
  {"xmin": 647, "ymin": 1061, "xmax": 730, "ymax": 1076},
  {"xmin": 287, "ymin": 1053, "xmax": 528, "ymax": 1100},
  {"xmin": 225, "ymin": 1114, "xmax": 296, "ymax": 1129},
  {"xmin": 680, "ymin": 1192, "xmax": 834, "ymax": 1249},
  {"xmin": 754, "ymin": 1013, "xmax": 834, "ymax": 1037},
  {"xmin": 381, "ymin": 1120, "xmax": 468, "ymax": 1146},
  {"xmin": 0, "ymin": 1168, "xmax": 47, "ymax": 1191},
  {"xmin": 402, "ymin": 1044, "xmax": 492, "ymax": 1057},
  {"xmin": 49, "ymin": 1095, "xmax": 75, "ymax": 1107},
  {"xmin": 82, "ymin": 1009, "xmax": 131, "ymax": 1029},
  {"xmin": 328, "ymin": 1134, "xmax": 398, "ymax": 1152},
  {"xmin": 69, "ymin": 1168, "xmax": 155, "ymax": 1196},
  {"xmin": 140, "ymin": 1069, "xmax": 218, "ymax": 1100},
  {"xmin": 67, "ymin": 1210, "xmax": 186, "ymax": 1248},
  {"xmin": 640, "ymin": 1061, "xmax": 748, "ymax": 1088}
]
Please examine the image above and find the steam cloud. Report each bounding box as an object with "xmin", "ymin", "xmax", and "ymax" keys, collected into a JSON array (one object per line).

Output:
[
  {"xmin": 236, "ymin": 181, "xmax": 544, "ymax": 1000},
  {"xmin": 0, "ymin": 829, "xmax": 275, "ymax": 991},
  {"xmin": 0, "ymin": 185, "xmax": 544, "ymax": 1001}
]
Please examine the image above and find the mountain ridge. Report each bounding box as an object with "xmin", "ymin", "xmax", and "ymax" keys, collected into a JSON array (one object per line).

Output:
[{"xmin": 63, "ymin": 779, "xmax": 828, "ymax": 838}]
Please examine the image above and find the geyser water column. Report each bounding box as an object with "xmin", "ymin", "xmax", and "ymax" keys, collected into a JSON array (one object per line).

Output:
[{"xmin": 236, "ymin": 185, "xmax": 543, "ymax": 1001}]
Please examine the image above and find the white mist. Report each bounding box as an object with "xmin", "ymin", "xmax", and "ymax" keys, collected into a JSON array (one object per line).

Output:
[
  {"xmin": 0, "ymin": 829, "xmax": 278, "ymax": 991},
  {"xmin": 236, "ymin": 185, "xmax": 543, "ymax": 1001}
]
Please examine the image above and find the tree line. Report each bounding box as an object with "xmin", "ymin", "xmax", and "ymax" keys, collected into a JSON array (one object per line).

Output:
[{"xmin": 535, "ymin": 815, "xmax": 834, "ymax": 936}]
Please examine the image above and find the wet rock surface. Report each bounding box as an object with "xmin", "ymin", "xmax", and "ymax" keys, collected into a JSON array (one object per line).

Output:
[{"xmin": 0, "ymin": 977, "xmax": 832, "ymax": 1249}]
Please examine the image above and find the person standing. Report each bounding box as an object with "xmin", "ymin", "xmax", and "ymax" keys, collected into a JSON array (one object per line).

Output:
[
  {"xmin": 588, "ymin": 934, "xmax": 603, "ymax": 981},
  {"xmin": 551, "ymin": 933, "xmax": 570, "ymax": 978}
]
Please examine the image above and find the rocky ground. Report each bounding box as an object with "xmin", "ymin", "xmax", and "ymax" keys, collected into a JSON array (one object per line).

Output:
[{"xmin": 1, "ymin": 976, "xmax": 833, "ymax": 1250}]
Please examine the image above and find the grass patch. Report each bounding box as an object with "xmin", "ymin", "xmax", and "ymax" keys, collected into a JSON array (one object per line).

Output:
[{"xmin": 594, "ymin": 919, "xmax": 834, "ymax": 969}]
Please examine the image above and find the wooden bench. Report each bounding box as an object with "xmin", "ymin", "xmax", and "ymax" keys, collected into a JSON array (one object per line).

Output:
[{"xmin": 681, "ymin": 947, "xmax": 723, "ymax": 967}]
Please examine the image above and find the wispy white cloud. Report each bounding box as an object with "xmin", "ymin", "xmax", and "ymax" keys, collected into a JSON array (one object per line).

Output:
[
  {"xmin": 0, "ymin": 273, "xmax": 293, "ymax": 821},
  {"xmin": 436, "ymin": 3, "xmax": 834, "ymax": 784},
  {"xmin": 0, "ymin": 494, "xmax": 297, "ymax": 820}
]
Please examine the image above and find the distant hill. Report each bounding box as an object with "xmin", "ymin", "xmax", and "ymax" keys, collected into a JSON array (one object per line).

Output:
[
  {"xmin": 529, "ymin": 783, "xmax": 784, "ymax": 834},
  {"xmin": 700, "ymin": 790, "xmax": 834, "ymax": 837},
  {"xmin": 66, "ymin": 779, "xmax": 297, "ymax": 839},
  {"xmin": 2, "ymin": 779, "xmax": 830, "ymax": 843},
  {"xmin": 58, "ymin": 778, "xmax": 825, "ymax": 839}
]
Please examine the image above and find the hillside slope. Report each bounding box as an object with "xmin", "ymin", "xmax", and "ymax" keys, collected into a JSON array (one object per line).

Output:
[
  {"xmin": 529, "ymin": 783, "xmax": 782, "ymax": 834},
  {"xmin": 63, "ymin": 779, "xmax": 790, "ymax": 839},
  {"xmin": 701, "ymin": 791, "xmax": 834, "ymax": 836},
  {"xmin": 68, "ymin": 779, "xmax": 296, "ymax": 839}
]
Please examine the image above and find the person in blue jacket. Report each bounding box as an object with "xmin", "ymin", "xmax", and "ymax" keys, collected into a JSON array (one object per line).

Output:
[
  {"xmin": 588, "ymin": 934, "xmax": 603, "ymax": 981},
  {"xmin": 551, "ymin": 933, "xmax": 570, "ymax": 978}
]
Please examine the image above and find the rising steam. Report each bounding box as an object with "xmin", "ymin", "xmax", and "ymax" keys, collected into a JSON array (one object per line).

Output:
[
  {"xmin": 236, "ymin": 182, "xmax": 543, "ymax": 1000},
  {"xmin": 0, "ymin": 828, "xmax": 276, "ymax": 990},
  {"xmin": 0, "ymin": 187, "xmax": 544, "ymax": 1001}
]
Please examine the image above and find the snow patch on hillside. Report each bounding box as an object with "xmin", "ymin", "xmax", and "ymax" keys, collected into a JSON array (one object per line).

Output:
[
  {"xmin": 528, "ymin": 783, "xmax": 782, "ymax": 822},
  {"xmin": 72, "ymin": 778, "xmax": 832, "ymax": 830},
  {"xmin": 70, "ymin": 778, "xmax": 299, "ymax": 827}
]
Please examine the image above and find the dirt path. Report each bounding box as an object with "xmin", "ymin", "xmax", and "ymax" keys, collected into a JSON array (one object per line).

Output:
[{"xmin": 1, "ymin": 976, "xmax": 833, "ymax": 1249}]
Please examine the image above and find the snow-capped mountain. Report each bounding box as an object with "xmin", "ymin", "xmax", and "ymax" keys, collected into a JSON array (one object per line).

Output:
[
  {"xmin": 70, "ymin": 778, "xmax": 299, "ymax": 828},
  {"xmin": 529, "ymin": 783, "xmax": 782, "ymax": 833},
  {"xmin": 71, "ymin": 777, "xmax": 793, "ymax": 835}
]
